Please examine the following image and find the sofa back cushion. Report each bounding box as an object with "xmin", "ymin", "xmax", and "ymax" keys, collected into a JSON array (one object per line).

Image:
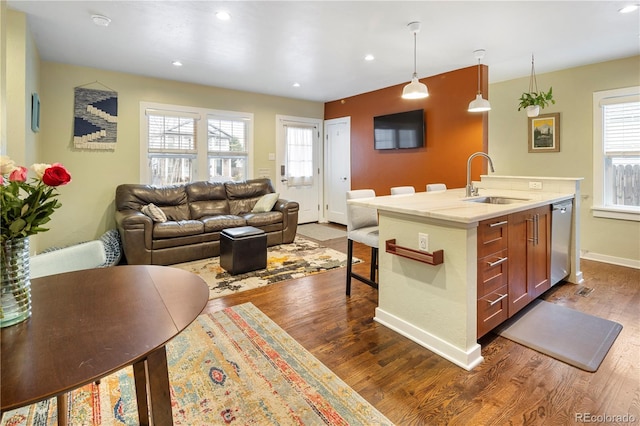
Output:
[
  {"xmin": 186, "ymin": 181, "xmax": 230, "ymax": 219},
  {"xmin": 115, "ymin": 184, "xmax": 190, "ymax": 221},
  {"xmin": 225, "ymin": 179, "xmax": 274, "ymax": 215}
]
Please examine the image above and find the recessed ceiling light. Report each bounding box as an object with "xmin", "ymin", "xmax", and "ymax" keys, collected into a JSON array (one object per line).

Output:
[
  {"xmin": 292, "ymin": 82, "xmax": 301, "ymax": 88},
  {"xmin": 364, "ymin": 54, "xmax": 375, "ymax": 61},
  {"xmin": 216, "ymin": 11, "xmax": 231, "ymax": 21},
  {"xmin": 91, "ymin": 14, "xmax": 111, "ymax": 27},
  {"xmin": 172, "ymin": 60, "xmax": 183, "ymax": 67},
  {"xmin": 619, "ymin": 4, "xmax": 639, "ymax": 13}
]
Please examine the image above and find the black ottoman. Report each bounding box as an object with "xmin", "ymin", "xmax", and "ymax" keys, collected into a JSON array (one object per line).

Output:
[{"xmin": 220, "ymin": 226, "xmax": 267, "ymax": 275}]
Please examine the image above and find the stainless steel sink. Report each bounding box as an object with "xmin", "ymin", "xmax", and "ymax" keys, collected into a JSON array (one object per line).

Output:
[{"xmin": 463, "ymin": 196, "xmax": 531, "ymax": 204}]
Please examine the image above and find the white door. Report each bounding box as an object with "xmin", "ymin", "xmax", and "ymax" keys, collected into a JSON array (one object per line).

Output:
[
  {"xmin": 324, "ymin": 117, "xmax": 351, "ymax": 225},
  {"xmin": 275, "ymin": 115, "xmax": 322, "ymax": 224}
]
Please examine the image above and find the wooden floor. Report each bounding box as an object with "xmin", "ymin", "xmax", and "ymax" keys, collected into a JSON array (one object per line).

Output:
[{"xmin": 204, "ymin": 223, "xmax": 640, "ymax": 425}]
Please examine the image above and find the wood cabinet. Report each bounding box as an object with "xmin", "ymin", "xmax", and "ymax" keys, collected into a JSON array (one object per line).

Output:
[
  {"xmin": 507, "ymin": 205, "xmax": 551, "ymax": 317},
  {"xmin": 476, "ymin": 205, "xmax": 552, "ymax": 338},
  {"xmin": 477, "ymin": 215, "xmax": 510, "ymax": 338}
]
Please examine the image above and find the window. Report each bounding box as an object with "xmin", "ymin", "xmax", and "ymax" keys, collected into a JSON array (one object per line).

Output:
[
  {"xmin": 140, "ymin": 103, "xmax": 253, "ymax": 185},
  {"xmin": 284, "ymin": 125, "xmax": 314, "ymax": 186},
  {"xmin": 592, "ymin": 87, "xmax": 640, "ymax": 221}
]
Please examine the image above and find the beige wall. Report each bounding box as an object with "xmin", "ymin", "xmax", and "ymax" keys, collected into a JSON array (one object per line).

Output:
[
  {"xmin": 488, "ymin": 56, "xmax": 640, "ymax": 265},
  {"xmin": 35, "ymin": 62, "xmax": 323, "ymax": 249}
]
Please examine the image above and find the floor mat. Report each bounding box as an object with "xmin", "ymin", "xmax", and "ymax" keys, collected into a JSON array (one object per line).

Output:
[{"xmin": 494, "ymin": 299, "xmax": 622, "ymax": 372}]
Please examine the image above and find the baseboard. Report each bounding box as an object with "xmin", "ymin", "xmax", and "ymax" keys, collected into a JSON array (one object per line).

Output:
[
  {"xmin": 581, "ymin": 251, "xmax": 640, "ymax": 269},
  {"xmin": 374, "ymin": 308, "xmax": 484, "ymax": 371}
]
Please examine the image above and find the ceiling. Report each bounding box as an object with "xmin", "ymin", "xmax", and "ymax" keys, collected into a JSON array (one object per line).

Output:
[{"xmin": 7, "ymin": 1, "xmax": 640, "ymax": 103}]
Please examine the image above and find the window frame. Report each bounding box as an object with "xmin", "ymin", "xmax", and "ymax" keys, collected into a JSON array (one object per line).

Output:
[
  {"xmin": 140, "ymin": 102, "xmax": 253, "ymax": 184},
  {"xmin": 592, "ymin": 86, "xmax": 640, "ymax": 222}
]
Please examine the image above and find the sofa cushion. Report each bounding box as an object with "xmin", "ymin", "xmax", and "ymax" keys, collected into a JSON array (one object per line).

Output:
[
  {"xmin": 202, "ymin": 215, "xmax": 247, "ymax": 232},
  {"xmin": 152, "ymin": 220, "xmax": 204, "ymax": 239},
  {"xmin": 243, "ymin": 211, "xmax": 282, "ymax": 227},
  {"xmin": 252, "ymin": 193, "xmax": 279, "ymax": 213},
  {"xmin": 141, "ymin": 203, "xmax": 167, "ymax": 222},
  {"xmin": 187, "ymin": 182, "xmax": 230, "ymax": 219}
]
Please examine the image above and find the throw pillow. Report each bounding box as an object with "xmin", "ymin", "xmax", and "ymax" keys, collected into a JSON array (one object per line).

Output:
[
  {"xmin": 141, "ymin": 203, "xmax": 167, "ymax": 223},
  {"xmin": 251, "ymin": 193, "xmax": 279, "ymax": 213}
]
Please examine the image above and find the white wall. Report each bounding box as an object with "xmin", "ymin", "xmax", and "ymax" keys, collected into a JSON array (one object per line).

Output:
[{"xmin": 488, "ymin": 56, "xmax": 640, "ymax": 266}]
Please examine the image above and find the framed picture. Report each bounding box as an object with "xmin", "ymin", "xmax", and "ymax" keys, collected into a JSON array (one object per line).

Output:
[{"xmin": 528, "ymin": 112, "xmax": 560, "ymax": 153}]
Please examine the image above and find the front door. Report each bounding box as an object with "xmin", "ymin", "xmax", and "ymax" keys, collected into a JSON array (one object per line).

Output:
[
  {"xmin": 324, "ymin": 117, "xmax": 351, "ymax": 225},
  {"xmin": 275, "ymin": 115, "xmax": 322, "ymax": 224}
]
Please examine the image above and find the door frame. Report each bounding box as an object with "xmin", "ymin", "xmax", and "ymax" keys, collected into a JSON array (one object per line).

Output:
[
  {"xmin": 275, "ymin": 115, "xmax": 324, "ymax": 224},
  {"xmin": 323, "ymin": 116, "xmax": 351, "ymax": 224}
]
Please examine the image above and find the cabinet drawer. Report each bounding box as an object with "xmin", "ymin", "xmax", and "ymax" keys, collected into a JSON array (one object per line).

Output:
[
  {"xmin": 477, "ymin": 249, "xmax": 508, "ymax": 297},
  {"xmin": 477, "ymin": 285, "xmax": 509, "ymax": 338},
  {"xmin": 478, "ymin": 215, "xmax": 509, "ymax": 258}
]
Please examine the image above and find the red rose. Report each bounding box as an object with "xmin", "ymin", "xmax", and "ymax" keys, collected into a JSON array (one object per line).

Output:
[
  {"xmin": 9, "ymin": 166, "xmax": 28, "ymax": 182},
  {"xmin": 42, "ymin": 164, "xmax": 71, "ymax": 187}
]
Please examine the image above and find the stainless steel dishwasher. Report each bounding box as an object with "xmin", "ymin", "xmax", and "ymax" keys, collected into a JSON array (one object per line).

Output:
[{"xmin": 551, "ymin": 199, "xmax": 573, "ymax": 286}]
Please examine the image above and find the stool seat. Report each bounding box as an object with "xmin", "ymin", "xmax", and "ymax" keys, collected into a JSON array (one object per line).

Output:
[{"xmin": 220, "ymin": 226, "xmax": 267, "ymax": 275}]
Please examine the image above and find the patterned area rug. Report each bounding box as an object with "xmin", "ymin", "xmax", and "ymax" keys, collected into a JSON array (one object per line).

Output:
[
  {"xmin": 1, "ymin": 303, "xmax": 392, "ymax": 426},
  {"xmin": 173, "ymin": 236, "xmax": 359, "ymax": 300}
]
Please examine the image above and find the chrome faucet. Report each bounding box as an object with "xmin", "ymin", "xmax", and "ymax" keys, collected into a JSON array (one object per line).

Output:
[{"xmin": 466, "ymin": 152, "xmax": 495, "ymax": 197}]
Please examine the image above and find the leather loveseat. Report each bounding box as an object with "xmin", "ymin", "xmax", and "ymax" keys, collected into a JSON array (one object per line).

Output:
[{"xmin": 115, "ymin": 178, "xmax": 298, "ymax": 265}]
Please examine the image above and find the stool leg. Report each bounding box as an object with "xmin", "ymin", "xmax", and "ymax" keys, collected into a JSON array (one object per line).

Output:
[
  {"xmin": 346, "ymin": 239, "xmax": 354, "ymax": 296},
  {"xmin": 370, "ymin": 247, "xmax": 378, "ymax": 282}
]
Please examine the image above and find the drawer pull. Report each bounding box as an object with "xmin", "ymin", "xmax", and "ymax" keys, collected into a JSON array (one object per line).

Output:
[
  {"xmin": 485, "ymin": 293, "xmax": 508, "ymax": 306},
  {"xmin": 489, "ymin": 220, "xmax": 508, "ymax": 228},
  {"xmin": 487, "ymin": 257, "xmax": 508, "ymax": 267}
]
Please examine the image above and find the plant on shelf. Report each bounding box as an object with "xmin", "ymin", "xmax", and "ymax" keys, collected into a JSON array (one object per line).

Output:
[{"xmin": 517, "ymin": 55, "xmax": 555, "ymax": 117}]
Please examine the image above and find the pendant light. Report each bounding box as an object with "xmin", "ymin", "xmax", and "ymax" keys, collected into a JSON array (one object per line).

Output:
[
  {"xmin": 468, "ymin": 49, "xmax": 491, "ymax": 112},
  {"xmin": 402, "ymin": 22, "xmax": 429, "ymax": 99}
]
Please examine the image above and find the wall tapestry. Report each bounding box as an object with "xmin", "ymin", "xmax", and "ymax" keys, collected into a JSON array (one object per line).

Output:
[{"xmin": 73, "ymin": 87, "xmax": 118, "ymax": 150}]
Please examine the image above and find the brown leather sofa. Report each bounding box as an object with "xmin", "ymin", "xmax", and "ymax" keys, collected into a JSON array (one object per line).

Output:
[{"xmin": 115, "ymin": 179, "xmax": 299, "ymax": 265}]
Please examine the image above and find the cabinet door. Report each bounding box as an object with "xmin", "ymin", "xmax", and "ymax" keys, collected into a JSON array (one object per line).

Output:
[
  {"xmin": 507, "ymin": 210, "xmax": 531, "ymax": 316},
  {"xmin": 528, "ymin": 205, "xmax": 551, "ymax": 298},
  {"xmin": 508, "ymin": 205, "xmax": 552, "ymax": 317}
]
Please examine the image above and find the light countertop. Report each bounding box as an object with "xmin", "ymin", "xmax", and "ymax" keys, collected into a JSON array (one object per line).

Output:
[{"xmin": 348, "ymin": 188, "xmax": 574, "ymax": 225}]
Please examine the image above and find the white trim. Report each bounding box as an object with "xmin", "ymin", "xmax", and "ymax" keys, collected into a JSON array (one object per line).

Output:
[
  {"xmin": 591, "ymin": 205, "xmax": 640, "ymax": 222},
  {"xmin": 581, "ymin": 251, "xmax": 640, "ymax": 269},
  {"xmin": 374, "ymin": 307, "xmax": 484, "ymax": 371}
]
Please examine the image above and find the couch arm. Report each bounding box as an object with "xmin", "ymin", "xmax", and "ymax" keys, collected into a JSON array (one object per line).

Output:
[
  {"xmin": 273, "ymin": 199, "xmax": 299, "ymax": 243},
  {"xmin": 115, "ymin": 210, "xmax": 153, "ymax": 264}
]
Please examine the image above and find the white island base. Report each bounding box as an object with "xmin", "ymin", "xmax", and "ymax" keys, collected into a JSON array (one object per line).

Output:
[{"xmin": 351, "ymin": 176, "xmax": 583, "ymax": 370}]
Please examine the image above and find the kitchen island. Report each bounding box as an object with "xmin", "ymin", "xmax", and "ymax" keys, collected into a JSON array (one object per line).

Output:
[{"xmin": 349, "ymin": 176, "xmax": 583, "ymax": 370}]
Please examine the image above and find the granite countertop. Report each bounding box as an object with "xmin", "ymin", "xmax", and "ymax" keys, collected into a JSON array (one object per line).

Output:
[{"xmin": 348, "ymin": 188, "xmax": 574, "ymax": 225}]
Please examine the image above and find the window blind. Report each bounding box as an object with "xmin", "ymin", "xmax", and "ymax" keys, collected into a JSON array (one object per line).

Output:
[{"xmin": 603, "ymin": 101, "xmax": 640, "ymax": 155}]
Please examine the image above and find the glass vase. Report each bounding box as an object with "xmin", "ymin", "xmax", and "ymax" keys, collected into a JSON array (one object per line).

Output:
[{"xmin": 1, "ymin": 237, "xmax": 32, "ymax": 327}]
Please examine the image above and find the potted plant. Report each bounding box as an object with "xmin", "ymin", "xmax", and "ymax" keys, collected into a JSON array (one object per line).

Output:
[
  {"xmin": 518, "ymin": 55, "xmax": 556, "ymax": 117},
  {"xmin": 518, "ymin": 87, "xmax": 555, "ymax": 117}
]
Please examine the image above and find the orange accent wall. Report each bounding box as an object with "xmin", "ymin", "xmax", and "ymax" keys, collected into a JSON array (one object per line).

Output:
[{"xmin": 324, "ymin": 65, "xmax": 488, "ymax": 195}]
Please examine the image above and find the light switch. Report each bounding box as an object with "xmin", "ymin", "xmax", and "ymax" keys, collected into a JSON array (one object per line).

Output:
[{"xmin": 268, "ymin": 153, "xmax": 275, "ymax": 161}]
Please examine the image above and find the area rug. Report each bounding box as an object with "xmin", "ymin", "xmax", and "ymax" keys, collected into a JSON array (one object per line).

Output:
[
  {"xmin": 1, "ymin": 303, "xmax": 393, "ymax": 426},
  {"xmin": 173, "ymin": 236, "xmax": 359, "ymax": 300},
  {"xmin": 494, "ymin": 300, "xmax": 623, "ymax": 372},
  {"xmin": 297, "ymin": 223, "xmax": 347, "ymax": 241}
]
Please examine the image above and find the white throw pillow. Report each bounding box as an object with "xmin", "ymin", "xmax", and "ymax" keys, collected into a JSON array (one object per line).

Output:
[
  {"xmin": 251, "ymin": 193, "xmax": 279, "ymax": 213},
  {"xmin": 141, "ymin": 203, "xmax": 167, "ymax": 222}
]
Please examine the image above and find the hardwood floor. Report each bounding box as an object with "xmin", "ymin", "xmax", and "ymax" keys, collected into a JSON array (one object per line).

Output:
[{"xmin": 204, "ymin": 224, "xmax": 640, "ymax": 425}]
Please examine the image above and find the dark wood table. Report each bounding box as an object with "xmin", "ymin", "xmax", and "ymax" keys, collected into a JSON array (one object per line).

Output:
[{"xmin": 0, "ymin": 265, "xmax": 209, "ymax": 426}]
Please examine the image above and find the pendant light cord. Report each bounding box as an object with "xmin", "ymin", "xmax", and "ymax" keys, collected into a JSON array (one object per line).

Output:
[
  {"xmin": 413, "ymin": 31, "xmax": 418, "ymax": 77},
  {"xmin": 476, "ymin": 58, "xmax": 481, "ymax": 95}
]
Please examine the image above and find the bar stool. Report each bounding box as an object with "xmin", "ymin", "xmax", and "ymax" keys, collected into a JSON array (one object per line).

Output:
[
  {"xmin": 346, "ymin": 189, "xmax": 379, "ymax": 295},
  {"xmin": 426, "ymin": 183, "xmax": 447, "ymax": 192},
  {"xmin": 390, "ymin": 186, "xmax": 415, "ymax": 195}
]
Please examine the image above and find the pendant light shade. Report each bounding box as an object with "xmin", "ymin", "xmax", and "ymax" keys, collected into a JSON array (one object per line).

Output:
[
  {"xmin": 402, "ymin": 22, "xmax": 429, "ymax": 99},
  {"xmin": 468, "ymin": 49, "xmax": 491, "ymax": 112}
]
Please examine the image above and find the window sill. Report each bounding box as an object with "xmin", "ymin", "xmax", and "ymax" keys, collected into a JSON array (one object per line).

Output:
[{"xmin": 591, "ymin": 205, "xmax": 640, "ymax": 222}]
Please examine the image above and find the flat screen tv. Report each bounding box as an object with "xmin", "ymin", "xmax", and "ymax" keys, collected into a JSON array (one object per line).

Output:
[{"xmin": 373, "ymin": 109, "xmax": 425, "ymax": 150}]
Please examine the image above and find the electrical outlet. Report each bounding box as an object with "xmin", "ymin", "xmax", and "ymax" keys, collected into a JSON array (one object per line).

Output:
[
  {"xmin": 529, "ymin": 181, "xmax": 543, "ymax": 190},
  {"xmin": 418, "ymin": 233, "xmax": 429, "ymax": 252}
]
